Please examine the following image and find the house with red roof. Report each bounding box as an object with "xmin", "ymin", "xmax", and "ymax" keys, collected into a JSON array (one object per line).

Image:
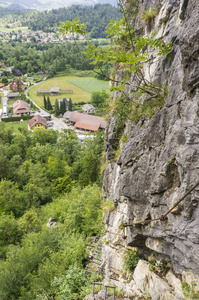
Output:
[
  {"xmin": 67, "ymin": 111, "xmax": 106, "ymax": 132},
  {"xmin": 10, "ymin": 79, "xmax": 24, "ymax": 91},
  {"xmin": 13, "ymin": 100, "xmax": 30, "ymax": 117},
  {"xmin": 28, "ymin": 115, "xmax": 47, "ymax": 131}
]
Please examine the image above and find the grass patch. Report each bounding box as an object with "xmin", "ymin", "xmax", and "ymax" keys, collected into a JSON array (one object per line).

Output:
[
  {"xmin": 28, "ymin": 76, "xmax": 109, "ymax": 108},
  {"xmin": 7, "ymin": 100, "xmax": 15, "ymax": 106},
  {"xmin": 67, "ymin": 78, "xmax": 110, "ymax": 93},
  {"xmin": 0, "ymin": 103, "xmax": 3, "ymax": 109},
  {"xmin": 182, "ymin": 282, "xmax": 199, "ymax": 299},
  {"xmin": 1, "ymin": 121, "xmax": 29, "ymax": 134}
]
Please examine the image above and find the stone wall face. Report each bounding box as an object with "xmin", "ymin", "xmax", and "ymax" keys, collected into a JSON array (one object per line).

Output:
[{"xmin": 101, "ymin": 0, "xmax": 199, "ymax": 292}]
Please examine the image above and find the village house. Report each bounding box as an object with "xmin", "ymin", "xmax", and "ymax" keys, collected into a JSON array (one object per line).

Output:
[
  {"xmin": 82, "ymin": 104, "xmax": 95, "ymax": 114},
  {"xmin": 13, "ymin": 69, "xmax": 22, "ymax": 77},
  {"xmin": 37, "ymin": 71, "xmax": 45, "ymax": 75},
  {"xmin": 7, "ymin": 92, "xmax": 20, "ymax": 100},
  {"xmin": 5, "ymin": 66, "xmax": 14, "ymax": 73},
  {"xmin": 10, "ymin": 79, "xmax": 24, "ymax": 91},
  {"xmin": 37, "ymin": 88, "xmax": 60, "ymax": 96},
  {"xmin": 13, "ymin": 100, "xmax": 30, "ymax": 116},
  {"xmin": 28, "ymin": 115, "xmax": 47, "ymax": 131},
  {"xmin": 50, "ymin": 88, "xmax": 60, "ymax": 95},
  {"xmin": 65, "ymin": 111, "xmax": 106, "ymax": 132},
  {"xmin": 63, "ymin": 111, "xmax": 72, "ymax": 121}
]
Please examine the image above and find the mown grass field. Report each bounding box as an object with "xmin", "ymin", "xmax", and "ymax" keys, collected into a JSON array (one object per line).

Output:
[
  {"xmin": 67, "ymin": 78, "xmax": 110, "ymax": 93},
  {"xmin": 28, "ymin": 76, "xmax": 110, "ymax": 107}
]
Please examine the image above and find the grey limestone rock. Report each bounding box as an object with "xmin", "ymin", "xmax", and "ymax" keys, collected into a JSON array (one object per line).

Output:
[{"xmin": 102, "ymin": 0, "xmax": 199, "ymax": 286}]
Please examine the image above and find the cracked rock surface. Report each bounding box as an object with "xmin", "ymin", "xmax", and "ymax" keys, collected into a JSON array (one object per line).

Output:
[{"xmin": 101, "ymin": 0, "xmax": 199, "ymax": 297}]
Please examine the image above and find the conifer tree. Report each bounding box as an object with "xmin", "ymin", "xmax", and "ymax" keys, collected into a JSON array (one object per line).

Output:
[
  {"xmin": 69, "ymin": 98, "xmax": 72, "ymax": 111},
  {"xmin": 60, "ymin": 101, "xmax": 64, "ymax": 115},
  {"xmin": 54, "ymin": 99, "xmax": 59, "ymax": 116},
  {"xmin": 17, "ymin": 79, "xmax": 22, "ymax": 93},
  {"xmin": 43, "ymin": 95, "xmax": 47, "ymax": 109},
  {"xmin": 47, "ymin": 96, "xmax": 52, "ymax": 111},
  {"xmin": 60, "ymin": 100, "xmax": 66, "ymax": 115},
  {"xmin": 62, "ymin": 99, "xmax": 66, "ymax": 114}
]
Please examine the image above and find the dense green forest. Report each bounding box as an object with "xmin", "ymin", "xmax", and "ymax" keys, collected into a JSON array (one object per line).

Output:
[
  {"xmin": 0, "ymin": 124, "xmax": 104, "ymax": 299},
  {"xmin": 0, "ymin": 41, "xmax": 98, "ymax": 77},
  {"xmin": 0, "ymin": 4, "xmax": 121, "ymax": 38}
]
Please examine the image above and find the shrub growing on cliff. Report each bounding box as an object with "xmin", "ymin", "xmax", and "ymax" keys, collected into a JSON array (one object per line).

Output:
[
  {"xmin": 142, "ymin": 6, "xmax": 158, "ymax": 31},
  {"xmin": 102, "ymin": 200, "xmax": 115, "ymax": 213},
  {"xmin": 123, "ymin": 248, "xmax": 139, "ymax": 272}
]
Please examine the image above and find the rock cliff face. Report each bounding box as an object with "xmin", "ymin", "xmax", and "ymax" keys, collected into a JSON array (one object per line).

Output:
[{"xmin": 101, "ymin": 0, "xmax": 199, "ymax": 298}]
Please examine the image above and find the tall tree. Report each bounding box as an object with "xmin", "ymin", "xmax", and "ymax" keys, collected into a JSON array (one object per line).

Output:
[
  {"xmin": 17, "ymin": 79, "xmax": 22, "ymax": 93},
  {"xmin": 60, "ymin": 100, "xmax": 66, "ymax": 115},
  {"xmin": 54, "ymin": 99, "xmax": 59, "ymax": 116},
  {"xmin": 47, "ymin": 96, "xmax": 52, "ymax": 111},
  {"xmin": 62, "ymin": 99, "xmax": 66, "ymax": 114},
  {"xmin": 69, "ymin": 98, "xmax": 72, "ymax": 111},
  {"xmin": 43, "ymin": 95, "xmax": 47, "ymax": 109}
]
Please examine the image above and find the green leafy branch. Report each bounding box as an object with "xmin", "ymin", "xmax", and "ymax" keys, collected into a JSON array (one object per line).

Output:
[{"xmin": 59, "ymin": 2, "xmax": 172, "ymax": 125}]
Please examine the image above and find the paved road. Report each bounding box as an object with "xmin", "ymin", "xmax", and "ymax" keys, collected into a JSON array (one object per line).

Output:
[{"xmin": 51, "ymin": 115, "xmax": 69, "ymax": 131}]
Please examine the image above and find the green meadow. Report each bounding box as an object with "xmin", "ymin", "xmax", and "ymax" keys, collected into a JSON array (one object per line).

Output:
[
  {"xmin": 28, "ymin": 76, "xmax": 110, "ymax": 107},
  {"xmin": 67, "ymin": 77, "xmax": 110, "ymax": 93}
]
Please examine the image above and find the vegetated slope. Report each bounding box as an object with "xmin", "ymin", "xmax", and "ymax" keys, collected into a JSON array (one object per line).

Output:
[
  {"xmin": 0, "ymin": 4, "xmax": 121, "ymax": 37},
  {"xmin": 27, "ymin": 4, "xmax": 122, "ymax": 36},
  {"xmin": 0, "ymin": 124, "xmax": 104, "ymax": 299},
  {"xmin": 0, "ymin": 42, "xmax": 93, "ymax": 78}
]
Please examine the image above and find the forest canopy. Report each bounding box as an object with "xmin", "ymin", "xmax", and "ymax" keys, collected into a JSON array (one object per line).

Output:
[
  {"xmin": 0, "ymin": 4, "xmax": 122, "ymax": 38},
  {"xmin": 0, "ymin": 124, "xmax": 104, "ymax": 299}
]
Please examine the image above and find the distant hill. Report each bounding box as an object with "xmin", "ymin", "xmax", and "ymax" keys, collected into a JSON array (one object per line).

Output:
[
  {"xmin": 7, "ymin": 3, "xmax": 28, "ymax": 10},
  {"xmin": 27, "ymin": 4, "xmax": 121, "ymax": 37},
  {"xmin": 0, "ymin": 0, "xmax": 117, "ymax": 10}
]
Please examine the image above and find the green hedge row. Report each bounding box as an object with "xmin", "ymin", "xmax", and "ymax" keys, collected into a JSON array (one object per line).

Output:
[{"xmin": 1, "ymin": 115, "xmax": 33, "ymax": 122}]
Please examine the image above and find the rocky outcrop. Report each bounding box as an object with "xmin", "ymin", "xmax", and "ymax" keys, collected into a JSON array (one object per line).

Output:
[{"xmin": 101, "ymin": 0, "xmax": 199, "ymax": 298}]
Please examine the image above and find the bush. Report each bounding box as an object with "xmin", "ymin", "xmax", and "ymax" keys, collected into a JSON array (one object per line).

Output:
[
  {"xmin": 123, "ymin": 248, "xmax": 139, "ymax": 272},
  {"xmin": 102, "ymin": 200, "xmax": 115, "ymax": 213},
  {"xmin": 141, "ymin": 6, "xmax": 158, "ymax": 31}
]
